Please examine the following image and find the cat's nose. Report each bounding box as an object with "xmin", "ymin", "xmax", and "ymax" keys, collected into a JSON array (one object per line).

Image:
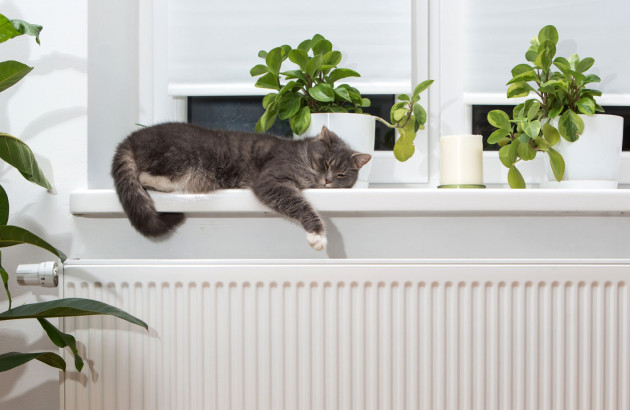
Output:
[{"xmin": 325, "ymin": 177, "xmax": 332, "ymax": 184}]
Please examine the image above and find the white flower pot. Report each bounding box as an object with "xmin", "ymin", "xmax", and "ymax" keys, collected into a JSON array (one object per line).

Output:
[
  {"xmin": 541, "ymin": 114, "xmax": 624, "ymax": 189},
  {"xmin": 298, "ymin": 113, "xmax": 375, "ymax": 188}
]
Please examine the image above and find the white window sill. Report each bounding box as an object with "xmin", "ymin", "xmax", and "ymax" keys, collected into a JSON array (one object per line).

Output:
[{"xmin": 70, "ymin": 188, "xmax": 630, "ymax": 216}]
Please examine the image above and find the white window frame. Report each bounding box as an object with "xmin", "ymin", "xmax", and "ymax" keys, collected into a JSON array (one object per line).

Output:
[
  {"xmin": 436, "ymin": 0, "xmax": 630, "ymax": 186},
  {"xmin": 138, "ymin": 0, "xmax": 431, "ymax": 185}
]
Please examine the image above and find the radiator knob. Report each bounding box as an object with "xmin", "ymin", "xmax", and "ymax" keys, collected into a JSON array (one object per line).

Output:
[{"xmin": 16, "ymin": 261, "xmax": 60, "ymax": 288}]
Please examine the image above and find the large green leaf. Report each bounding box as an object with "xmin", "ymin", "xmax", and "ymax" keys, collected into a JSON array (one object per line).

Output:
[
  {"xmin": 254, "ymin": 72, "xmax": 280, "ymax": 91},
  {"xmin": 9, "ymin": 19, "xmax": 42, "ymax": 45},
  {"xmin": 0, "ymin": 14, "xmax": 21, "ymax": 44},
  {"xmin": 0, "ymin": 60, "xmax": 33, "ymax": 93},
  {"xmin": 0, "ymin": 351, "xmax": 65, "ymax": 372},
  {"xmin": 327, "ymin": 68, "xmax": 360, "ymax": 84},
  {"xmin": 412, "ymin": 79, "xmax": 434, "ymax": 98},
  {"xmin": 0, "ymin": 185, "xmax": 8, "ymax": 225},
  {"xmin": 0, "ymin": 133, "xmax": 52, "ymax": 189},
  {"xmin": 547, "ymin": 147, "xmax": 565, "ymax": 181},
  {"xmin": 290, "ymin": 106, "xmax": 311, "ymax": 135},
  {"xmin": 265, "ymin": 47, "xmax": 282, "ymax": 76},
  {"xmin": 277, "ymin": 93, "xmax": 302, "ymax": 120},
  {"xmin": 37, "ymin": 318, "xmax": 83, "ymax": 372},
  {"xmin": 508, "ymin": 166, "xmax": 526, "ymax": 189},
  {"xmin": 0, "ymin": 252, "xmax": 10, "ymax": 309},
  {"xmin": 0, "ymin": 298, "xmax": 148, "ymax": 329},
  {"xmin": 0, "ymin": 225, "xmax": 66, "ymax": 261},
  {"xmin": 542, "ymin": 123, "xmax": 560, "ymax": 146},
  {"xmin": 487, "ymin": 110, "xmax": 511, "ymax": 130},
  {"xmin": 558, "ymin": 110, "xmax": 584, "ymax": 142},
  {"xmin": 308, "ymin": 83, "xmax": 335, "ymax": 103}
]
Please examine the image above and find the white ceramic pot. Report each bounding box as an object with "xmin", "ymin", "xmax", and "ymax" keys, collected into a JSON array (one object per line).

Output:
[
  {"xmin": 298, "ymin": 113, "xmax": 375, "ymax": 188},
  {"xmin": 541, "ymin": 114, "xmax": 624, "ymax": 189}
]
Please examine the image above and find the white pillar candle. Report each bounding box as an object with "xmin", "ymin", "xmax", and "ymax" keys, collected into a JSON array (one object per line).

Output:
[{"xmin": 439, "ymin": 134, "xmax": 484, "ymax": 187}]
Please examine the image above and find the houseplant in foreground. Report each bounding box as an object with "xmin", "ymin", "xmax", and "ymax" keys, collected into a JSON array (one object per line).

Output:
[
  {"xmin": 250, "ymin": 34, "xmax": 433, "ymax": 163},
  {"xmin": 486, "ymin": 25, "xmax": 622, "ymax": 188},
  {"xmin": 0, "ymin": 13, "xmax": 147, "ymax": 373}
]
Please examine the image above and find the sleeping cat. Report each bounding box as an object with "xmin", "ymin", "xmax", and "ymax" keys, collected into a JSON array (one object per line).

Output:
[{"xmin": 111, "ymin": 122, "xmax": 371, "ymax": 250}]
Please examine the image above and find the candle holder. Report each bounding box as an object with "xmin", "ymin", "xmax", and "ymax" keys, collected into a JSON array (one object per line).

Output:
[{"xmin": 438, "ymin": 134, "xmax": 485, "ymax": 189}]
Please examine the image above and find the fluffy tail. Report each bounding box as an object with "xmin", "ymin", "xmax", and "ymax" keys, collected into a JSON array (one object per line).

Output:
[{"xmin": 111, "ymin": 142, "xmax": 185, "ymax": 237}]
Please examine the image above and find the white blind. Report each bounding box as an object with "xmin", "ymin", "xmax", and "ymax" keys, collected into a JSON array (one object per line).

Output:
[
  {"xmin": 167, "ymin": 0, "xmax": 412, "ymax": 96},
  {"xmin": 464, "ymin": 0, "xmax": 630, "ymax": 96}
]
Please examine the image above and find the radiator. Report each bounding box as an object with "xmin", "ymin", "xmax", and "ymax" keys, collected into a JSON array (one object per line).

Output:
[{"xmin": 60, "ymin": 260, "xmax": 630, "ymax": 410}]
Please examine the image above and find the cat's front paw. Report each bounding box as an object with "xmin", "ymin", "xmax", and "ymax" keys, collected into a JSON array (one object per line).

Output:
[{"xmin": 306, "ymin": 232, "xmax": 327, "ymax": 251}]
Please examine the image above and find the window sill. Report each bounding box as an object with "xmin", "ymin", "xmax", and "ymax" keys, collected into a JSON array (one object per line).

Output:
[{"xmin": 70, "ymin": 188, "xmax": 630, "ymax": 216}]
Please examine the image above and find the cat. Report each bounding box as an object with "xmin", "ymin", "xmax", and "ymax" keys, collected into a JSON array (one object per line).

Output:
[{"xmin": 111, "ymin": 122, "xmax": 371, "ymax": 250}]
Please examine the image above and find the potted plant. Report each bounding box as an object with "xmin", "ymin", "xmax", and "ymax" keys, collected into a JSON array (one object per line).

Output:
[
  {"xmin": 486, "ymin": 25, "xmax": 623, "ymax": 188},
  {"xmin": 0, "ymin": 13, "xmax": 147, "ymax": 374},
  {"xmin": 250, "ymin": 34, "xmax": 432, "ymax": 186}
]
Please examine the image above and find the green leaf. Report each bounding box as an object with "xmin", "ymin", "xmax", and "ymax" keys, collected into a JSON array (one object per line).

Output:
[
  {"xmin": 577, "ymin": 98, "xmax": 596, "ymax": 115},
  {"xmin": 548, "ymin": 105, "xmax": 563, "ymax": 119},
  {"xmin": 305, "ymin": 55, "xmax": 322, "ymax": 79},
  {"xmin": 412, "ymin": 79, "xmax": 434, "ymax": 98},
  {"xmin": 535, "ymin": 41, "xmax": 556, "ymax": 71},
  {"xmin": 255, "ymin": 108, "xmax": 277, "ymax": 132},
  {"xmin": 312, "ymin": 39, "xmax": 332, "ymax": 55},
  {"xmin": 279, "ymin": 45, "xmax": 291, "ymax": 61},
  {"xmin": 576, "ymin": 57, "xmax": 595, "ymax": 73},
  {"xmin": 0, "ymin": 14, "xmax": 21, "ymax": 44},
  {"xmin": 0, "ymin": 185, "xmax": 8, "ymax": 225},
  {"xmin": 508, "ymin": 166, "xmax": 526, "ymax": 189},
  {"xmin": 583, "ymin": 74, "xmax": 601, "ymax": 85},
  {"xmin": 517, "ymin": 139, "xmax": 536, "ymax": 161},
  {"xmin": 277, "ymin": 93, "xmax": 302, "ymax": 120},
  {"xmin": 308, "ymin": 83, "xmax": 335, "ymax": 102},
  {"xmin": 413, "ymin": 103, "xmax": 427, "ymax": 125},
  {"xmin": 10, "ymin": 19, "xmax": 43, "ymax": 45},
  {"xmin": 527, "ymin": 101, "xmax": 541, "ymax": 121},
  {"xmin": 511, "ymin": 64, "xmax": 535, "ymax": 77},
  {"xmin": 547, "ymin": 147, "xmax": 565, "ymax": 181},
  {"xmin": 265, "ymin": 47, "xmax": 283, "ymax": 76},
  {"xmin": 0, "ymin": 352, "xmax": 65, "ymax": 373},
  {"xmin": 327, "ymin": 68, "xmax": 360, "ymax": 84},
  {"xmin": 542, "ymin": 123, "xmax": 560, "ymax": 146},
  {"xmin": 558, "ymin": 110, "xmax": 584, "ymax": 142},
  {"xmin": 297, "ymin": 39, "xmax": 311, "ymax": 52},
  {"xmin": 487, "ymin": 128, "xmax": 510, "ymax": 144},
  {"xmin": 0, "ymin": 225, "xmax": 66, "ymax": 261},
  {"xmin": 254, "ymin": 72, "xmax": 280, "ymax": 91},
  {"xmin": 523, "ymin": 120, "xmax": 541, "ymax": 139},
  {"xmin": 257, "ymin": 50, "xmax": 268, "ymax": 59},
  {"xmin": 288, "ymin": 49, "xmax": 309, "ymax": 70},
  {"xmin": 525, "ymin": 48, "xmax": 538, "ymax": 63},
  {"xmin": 249, "ymin": 64, "xmax": 268, "ymax": 77},
  {"xmin": 553, "ymin": 57, "xmax": 572, "ymax": 75},
  {"xmin": 507, "ymin": 70, "xmax": 539, "ymax": 85},
  {"xmin": 392, "ymin": 108, "xmax": 408, "ymax": 122},
  {"xmin": 0, "ymin": 133, "xmax": 52, "ymax": 189},
  {"xmin": 290, "ymin": 106, "xmax": 311, "ymax": 135},
  {"xmin": 262, "ymin": 93, "xmax": 277, "ymax": 110},
  {"xmin": 398, "ymin": 94, "xmax": 410, "ymax": 102},
  {"xmin": 37, "ymin": 318, "xmax": 84, "ymax": 371},
  {"xmin": 538, "ymin": 25, "xmax": 559, "ymax": 45},
  {"xmin": 499, "ymin": 143, "xmax": 517, "ymax": 168},
  {"xmin": 0, "ymin": 60, "xmax": 34, "ymax": 93},
  {"xmin": 322, "ymin": 51, "xmax": 341, "ymax": 67},
  {"xmin": 280, "ymin": 70, "xmax": 307, "ymax": 83},
  {"xmin": 507, "ymin": 82, "xmax": 534, "ymax": 98},
  {"xmin": 0, "ymin": 298, "xmax": 148, "ymax": 329},
  {"xmin": 393, "ymin": 121, "xmax": 417, "ymax": 162},
  {"xmin": 360, "ymin": 98, "xmax": 371, "ymax": 108},
  {"xmin": 487, "ymin": 110, "xmax": 511, "ymax": 130},
  {"xmin": 333, "ymin": 86, "xmax": 352, "ymax": 103}
]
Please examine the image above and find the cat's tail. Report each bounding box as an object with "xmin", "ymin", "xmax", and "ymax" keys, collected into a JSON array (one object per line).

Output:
[{"xmin": 111, "ymin": 142, "xmax": 185, "ymax": 237}]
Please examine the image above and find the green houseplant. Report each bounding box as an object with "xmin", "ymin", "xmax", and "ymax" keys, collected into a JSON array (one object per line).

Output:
[
  {"xmin": 250, "ymin": 34, "xmax": 433, "ymax": 162},
  {"xmin": 486, "ymin": 25, "xmax": 604, "ymax": 188},
  {"xmin": 0, "ymin": 13, "xmax": 147, "ymax": 373}
]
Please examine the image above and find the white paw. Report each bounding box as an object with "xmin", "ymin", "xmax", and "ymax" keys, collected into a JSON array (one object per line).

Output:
[{"xmin": 306, "ymin": 232, "xmax": 327, "ymax": 251}]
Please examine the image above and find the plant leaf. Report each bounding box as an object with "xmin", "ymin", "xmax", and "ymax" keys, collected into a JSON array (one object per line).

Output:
[
  {"xmin": 288, "ymin": 49, "xmax": 309, "ymax": 70},
  {"xmin": 0, "ymin": 252, "xmax": 10, "ymax": 309},
  {"xmin": 0, "ymin": 225, "xmax": 66, "ymax": 261},
  {"xmin": 487, "ymin": 128, "xmax": 510, "ymax": 144},
  {"xmin": 511, "ymin": 64, "xmax": 535, "ymax": 77},
  {"xmin": 312, "ymin": 39, "xmax": 332, "ymax": 55},
  {"xmin": 517, "ymin": 139, "xmax": 536, "ymax": 161},
  {"xmin": 506, "ymin": 70, "xmax": 539, "ymax": 85},
  {"xmin": 412, "ymin": 79, "xmax": 434, "ymax": 99},
  {"xmin": 0, "ymin": 185, "xmax": 8, "ymax": 225},
  {"xmin": 508, "ymin": 166, "xmax": 526, "ymax": 189},
  {"xmin": 499, "ymin": 143, "xmax": 517, "ymax": 168},
  {"xmin": 507, "ymin": 82, "xmax": 534, "ymax": 98},
  {"xmin": 542, "ymin": 123, "xmax": 560, "ymax": 146},
  {"xmin": 290, "ymin": 106, "xmax": 311, "ymax": 135},
  {"xmin": 538, "ymin": 25, "xmax": 559, "ymax": 45},
  {"xmin": 255, "ymin": 107, "xmax": 277, "ymax": 132},
  {"xmin": 322, "ymin": 51, "xmax": 341, "ymax": 67},
  {"xmin": 413, "ymin": 103, "xmax": 427, "ymax": 126},
  {"xmin": 333, "ymin": 86, "xmax": 352, "ymax": 103},
  {"xmin": 558, "ymin": 110, "xmax": 584, "ymax": 142},
  {"xmin": 10, "ymin": 19, "xmax": 43, "ymax": 45},
  {"xmin": 576, "ymin": 57, "xmax": 595, "ymax": 74},
  {"xmin": 308, "ymin": 83, "xmax": 335, "ymax": 103},
  {"xmin": 577, "ymin": 98, "xmax": 596, "ymax": 115},
  {"xmin": 0, "ymin": 352, "xmax": 65, "ymax": 372},
  {"xmin": 0, "ymin": 133, "xmax": 52, "ymax": 189},
  {"xmin": 327, "ymin": 68, "xmax": 360, "ymax": 84},
  {"xmin": 37, "ymin": 318, "xmax": 84, "ymax": 372},
  {"xmin": 523, "ymin": 120, "xmax": 541, "ymax": 139},
  {"xmin": 249, "ymin": 64, "xmax": 268, "ymax": 77},
  {"xmin": 0, "ymin": 298, "xmax": 148, "ymax": 329},
  {"xmin": 277, "ymin": 93, "xmax": 302, "ymax": 120},
  {"xmin": 254, "ymin": 72, "xmax": 280, "ymax": 91},
  {"xmin": 0, "ymin": 60, "xmax": 34, "ymax": 93},
  {"xmin": 487, "ymin": 110, "xmax": 511, "ymax": 130},
  {"xmin": 305, "ymin": 55, "xmax": 322, "ymax": 79},
  {"xmin": 547, "ymin": 147, "xmax": 565, "ymax": 181},
  {"xmin": 265, "ymin": 47, "xmax": 282, "ymax": 76}
]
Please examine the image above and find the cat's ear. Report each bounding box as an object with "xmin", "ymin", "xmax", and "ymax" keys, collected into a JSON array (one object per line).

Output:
[
  {"xmin": 352, "ymin": 153, "xmax": 372, "ymax": 169},
  {"xmin": 316, "ymin": 126, "xmax": 333, "ymax": 146}
]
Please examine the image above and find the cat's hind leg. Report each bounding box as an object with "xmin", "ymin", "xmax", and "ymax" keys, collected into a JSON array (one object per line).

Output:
[{"xmin": 139, "ymin": 172, "xmax": 179, "ymax": 192}]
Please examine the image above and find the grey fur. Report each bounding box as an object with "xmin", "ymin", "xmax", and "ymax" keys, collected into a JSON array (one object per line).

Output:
[{"xmin": 111, "ymin": 122, "xmax": 371, "ymax": 240}]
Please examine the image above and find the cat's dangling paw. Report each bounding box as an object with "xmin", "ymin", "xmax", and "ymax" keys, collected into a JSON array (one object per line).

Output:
[{"xmin": 306, "ymin": 232, "xmax": 327, "ymax": 251}]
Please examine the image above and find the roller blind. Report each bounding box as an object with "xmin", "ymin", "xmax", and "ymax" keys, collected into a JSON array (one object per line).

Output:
[
  {"xmin": 167, "ymin": 0, "xmax": 412, "ymax": 96},
  {"xmin": 464, "ymin": 0, "xmax": 630, "ymax": 95}
]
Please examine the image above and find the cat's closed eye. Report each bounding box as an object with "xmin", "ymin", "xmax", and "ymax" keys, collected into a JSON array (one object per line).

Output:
[{"xmin": 337, "ymin": 173, "xmax": 346, "ymax": 178}]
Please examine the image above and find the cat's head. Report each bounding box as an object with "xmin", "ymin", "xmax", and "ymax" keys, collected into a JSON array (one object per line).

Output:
[{"xmin": 309, "ymin": 126, "xmax": 372, "ymax": 188}]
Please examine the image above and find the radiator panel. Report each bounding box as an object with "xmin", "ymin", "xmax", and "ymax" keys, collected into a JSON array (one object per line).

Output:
[{"xmin": 61, "ymin": 261, "xmax": 630, "ymax": 410}]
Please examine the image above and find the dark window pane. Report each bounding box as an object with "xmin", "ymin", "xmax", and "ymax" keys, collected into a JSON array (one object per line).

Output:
[
  {"xmin": 473, "ymin": 104, "xmax": 630, "ymax": 151},
  {"xmin": 188, "ymin": 95, "xmax": 396, "ymax": 150}
]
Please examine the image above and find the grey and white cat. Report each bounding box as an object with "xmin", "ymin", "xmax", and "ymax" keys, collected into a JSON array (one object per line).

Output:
[{"xmin": 111, "ymin": 122, "xmax": 371, "ymax": 250}]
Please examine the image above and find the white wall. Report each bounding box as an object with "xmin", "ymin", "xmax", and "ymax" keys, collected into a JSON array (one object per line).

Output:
[{"xmin": 0, "ymin": 1, "xmax": 87, "ymax": 409}]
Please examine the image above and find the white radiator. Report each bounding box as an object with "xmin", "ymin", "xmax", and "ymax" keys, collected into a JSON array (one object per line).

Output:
[{"xmin": 60, "ymin": 260, "xmax": 630, "ymax": 410}]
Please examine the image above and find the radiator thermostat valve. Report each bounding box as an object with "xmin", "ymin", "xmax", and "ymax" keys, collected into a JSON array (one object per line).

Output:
[{"xmin": 16, "ymin": 261, "xmax": 60, "ymax": 288}]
